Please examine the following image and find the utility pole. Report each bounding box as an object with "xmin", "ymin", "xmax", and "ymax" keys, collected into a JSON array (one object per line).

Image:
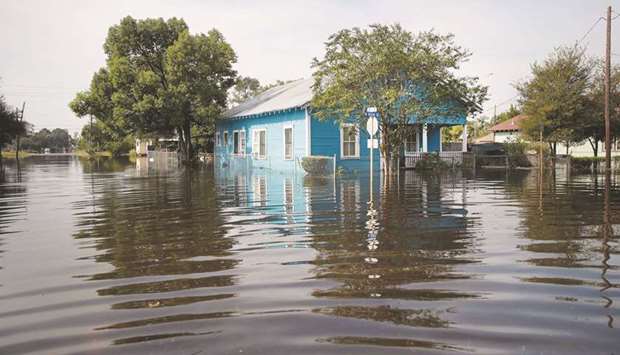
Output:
[{"xmin": 604, "ymin": 6, "xmax": 612, "ymax": 172}]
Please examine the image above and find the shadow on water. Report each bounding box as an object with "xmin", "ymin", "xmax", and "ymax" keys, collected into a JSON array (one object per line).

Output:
[{"xmin": 0, "ymin": 156, "xmax": 618, "ymax": 354}]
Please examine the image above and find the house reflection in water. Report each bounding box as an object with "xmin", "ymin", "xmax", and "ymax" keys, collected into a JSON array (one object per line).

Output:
[{"xmin": 214, "ymin": 166, "xmax": 477, "ymax": 304}]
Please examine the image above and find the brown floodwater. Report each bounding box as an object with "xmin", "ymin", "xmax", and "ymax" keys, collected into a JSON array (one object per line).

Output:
[{"xmin": 0, "ymin": 156, "xmax": 618, "ymax": 355}]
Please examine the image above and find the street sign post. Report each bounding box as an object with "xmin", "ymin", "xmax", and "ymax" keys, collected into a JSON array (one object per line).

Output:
[{"xmin": 365, "ymin": 107, "xmax": 379, "ymax": 204}]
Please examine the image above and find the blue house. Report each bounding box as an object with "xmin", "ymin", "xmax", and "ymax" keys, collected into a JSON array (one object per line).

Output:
[{"xmin": 215, "ymin": 78, "xmax": 469, "ymax": 173}]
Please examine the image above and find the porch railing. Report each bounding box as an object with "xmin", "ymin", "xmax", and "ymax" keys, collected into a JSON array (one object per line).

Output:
[{"xmin": 404, "ymin": 151, "xmax": 464, "ymax": 168}]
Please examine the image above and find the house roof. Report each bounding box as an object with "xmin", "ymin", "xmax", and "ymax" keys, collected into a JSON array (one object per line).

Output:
[
  {"xmin": 223, "ymin": 78, "xmax": 313, "ymax": 119},
  {"xmin": 489, "ymin": 114, "xmax": 528, "ymax": 132}
]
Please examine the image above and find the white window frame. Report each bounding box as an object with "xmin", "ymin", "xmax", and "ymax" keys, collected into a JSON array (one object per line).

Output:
[
  {"xmin": 232, "ymin": 130, "xmax": 240, "ymax": 155},
  {"xmin": 283, "ymin": 125, "xmax": 294, "ymax": 160},
  {"xmin": 239, "ymin": 129, "xmax": 246, "ymax": 156},
  {"xmin": 252, "ymin": 128, "xmax": 267, "ymax": 160},
  {"xmin": 215, "ymin": 132, "xmax": 221, "ymax": 147},
  {"xmin": 340, "ymin": 123, "xmax": 360, "ymax": 159},
  {"xmin": 223, "ymin": 131, "xmax": 229, "ymax": 148}
]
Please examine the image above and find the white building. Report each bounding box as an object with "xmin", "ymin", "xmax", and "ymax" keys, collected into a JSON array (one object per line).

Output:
[{"xmin": 488, "ymin": 114, "xmax": 620, "ymax": 157}]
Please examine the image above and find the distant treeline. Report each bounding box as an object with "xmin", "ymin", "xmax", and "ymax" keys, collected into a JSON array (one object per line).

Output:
[{"xmin": 17, "ymin": 128, "xmax": 73, "ymax": 153}]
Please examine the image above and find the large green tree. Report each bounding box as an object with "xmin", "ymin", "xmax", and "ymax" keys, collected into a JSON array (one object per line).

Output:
[
  {"xmin": 516, "ymin": 45, "xmax": 592, "ymax": 155},
  {"xmin": 0, "ymin": 95, "xmax": 27, "ymax": 167},
  {"xmin": 310, "ymin": 24, "xmax": 487, "ymax": 173},
  {"xmin": 573, "ymin": 62, "xmax": 620, "ymax": 156},
  {"xmin": 70, "ymin": 16, "xmax": 237, "ymax": 162}
]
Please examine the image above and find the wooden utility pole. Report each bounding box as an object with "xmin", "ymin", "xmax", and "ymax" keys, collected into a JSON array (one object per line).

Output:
[{"xmin": 604, "ymin": 6, "xmax": 612, "ymax": 172}]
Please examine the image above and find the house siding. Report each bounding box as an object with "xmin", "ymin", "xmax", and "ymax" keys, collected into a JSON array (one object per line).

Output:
[
  {"xmin": 215, "ymin": 109, "xmax": 306, "ymax": 171},
  {"xmin": 310, "ymin": 117, "xmax": 381, "ymax": 173}
]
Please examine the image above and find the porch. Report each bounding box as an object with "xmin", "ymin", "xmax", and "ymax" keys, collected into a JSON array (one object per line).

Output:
[
  {"xmin": 402, "ymin": 123, "xmax": 468, "ymax": 169},
  {"xmin": 404, "ymin": 151, "xmax": 464, "ymax": 168}
]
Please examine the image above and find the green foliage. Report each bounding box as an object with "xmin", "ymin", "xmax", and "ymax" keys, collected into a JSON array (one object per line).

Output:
[
  {"xmin": 301, "ymin": 156, "xmax": 332, "ymax": 175},
  {"xmin": 70, "ymin": 16, "xmax": 237, "ymax": 163},
  {"xmin": 311, "ymin": 24, "xmax": 487, "ymax": 173},
  {"xmin": 229, "ymin": 76, "xmax": 262, "ymax": 106},
  {"xmin": 414, "ymin": 153, "xmax": 451, "ymax": 170},
  {"xmin": 503, "ymin": 139, "xmax": 531, "ymax": 167},
  {"xmin": 515, "ymin": 45, "xmax": 620, "ymax": 156},
  {"xmin": 20, "ymin": 128, "xmax": 73, "ymax": 153},
  {"xmin": 0, "ymin": 95, "xmax": 27, "ymax": 152},
  {"xmin": 570, "ymin": 157, "xmax": 605, "ymax": 173},
  {"xmin": 77, "ymin": 122, "xmax": 133, "ymax": 156},
  {"xmin": 491, "ymin": 104, "xmax": 520, "ymax": 126},
  {"xmin": 229, "ymin": 77, "xmax": 297, "ymax": 106}
]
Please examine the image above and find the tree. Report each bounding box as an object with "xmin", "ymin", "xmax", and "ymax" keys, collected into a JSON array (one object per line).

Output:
[
  {"xmin": 516, "ymin": 45, "xmax": 592, "ymax": 155},
  {"xmin": 70, "ymin": 16, "xmax": 237, "ymax": 163},
  {"xmin": 572, "ymin": 62, "xmax": 620, "ymax": 156},
  {"xmin": 20, "ymin": 128, "xmax": 73, "ymax": 153},
  {"xmin": 311, "ymin": 24, "xmax": 487, "ymax": 173},
  {"xmin": 228, "ymin": 77, "xmax": 297, "ymax": 106},
  {"xmin": 229, "ymin": 76, "xmax": 262, "ymax": 106},
  {"xmin": 0, "ymin": 95, "xmax": 27, "ymax": 167},
  {"xmin": 492, "ymin": 104, "xmax": 520, "ymax": 126}
]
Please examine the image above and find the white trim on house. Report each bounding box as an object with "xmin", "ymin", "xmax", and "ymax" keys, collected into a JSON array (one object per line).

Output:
[
  {"xmin": 283, "ymin": 125, "xmax": 293, "ymax": 160},
  {"xmin": 232, "ymin": 130, "xmax": 239, "ymax": 154},
  {"xmin": 223, "ymin": 131, "xmax": 229, "ymax": 148},
  {"xmin": 305, "ymin": 108, "xmax": 311, "ymax": 156},
  {"xmin": 422, "ymin": 124, "xmax": 428, "ymax": 153},
  {"xmin": 239, "ymin": 129, "xmax": 246, "ymax": 156},
  {"xmin": 215, "ymin": 132, "xmax": 221, "ymax": 147},
  {"xmin": 439, "ymin": 127, "xmax": 443, "ymax": 152},
  {"xmin": 340, "ymin": 123, "xmax": 360, "ymax": 159},
  {"xmin": 252, "ymin": 128, "xmax": 267, "ymax": 160}
]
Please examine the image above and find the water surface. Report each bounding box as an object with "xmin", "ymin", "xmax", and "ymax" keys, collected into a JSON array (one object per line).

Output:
[{"xmin": 0, "ymin": 156, "xmax": 618, "ymax": 354}]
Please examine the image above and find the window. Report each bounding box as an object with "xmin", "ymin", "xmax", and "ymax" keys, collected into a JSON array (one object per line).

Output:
[
  {"xmin": 239, "ymin": 130, "xmax": 246, "ymax": 155},
  {"xmin": 252, "ymin": 129, "xmax": 267, "ymax": 159},
  {"xmin": 284, "ymin": 127, "xmax": 293, "ymax": 160},
  {"xmin": 233, "ymin": 131, "xmax": 239, "ymax": 154},
  {"xmin": 215, "ymin": 132, "xmax": 221, "ymax": 146},
  {"xmin": 340, "ymin": 123, "xmax": 359, "ymax": 159},
  {"xmin": 223, "ymin": 131, "xmax": 229, "ymax": 147}
]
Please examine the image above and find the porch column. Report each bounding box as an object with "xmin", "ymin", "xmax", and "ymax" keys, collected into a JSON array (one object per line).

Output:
[
  {"xmin": 422, "ymin": 124, "xmax": 428, "ymax": 153},
  {"xmin": 439, "ymin": 127, "xmax": 443, "ymax": 152},
  {"xmin": 462, "ymin": 123, "xmax": 468, "ymax": 152}
]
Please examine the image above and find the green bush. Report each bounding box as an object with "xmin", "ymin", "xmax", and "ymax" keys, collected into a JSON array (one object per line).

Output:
[
  {"xmin": 301, "ymin": 156, "xmax": 332, "ymax": 175},
  {"xmin": 503, "ymin": 140, "xmax": 531, "ymax": 167},
  {"xmin": 414, "ymin": 152, "xmax": 450, "ymax": 170}
]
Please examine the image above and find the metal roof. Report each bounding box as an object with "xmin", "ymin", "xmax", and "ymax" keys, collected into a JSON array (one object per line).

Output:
[
  {"xmin": 489, "ymin": 114, "xmax": 528, "ymax": 132},
  {"xmin": 223, "ymin": 78, "xmax": 313, "ymax": 119}
]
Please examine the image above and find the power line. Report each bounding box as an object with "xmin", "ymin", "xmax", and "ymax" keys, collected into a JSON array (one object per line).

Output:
[{"xmin": 578, "ymin": 17, "xmax": 605, "ymax": 44}]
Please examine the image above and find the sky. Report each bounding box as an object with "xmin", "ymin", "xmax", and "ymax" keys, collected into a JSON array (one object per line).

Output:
[{"xmin": 1, "ymin": 0, "xmax": 619, "ymax": 135}]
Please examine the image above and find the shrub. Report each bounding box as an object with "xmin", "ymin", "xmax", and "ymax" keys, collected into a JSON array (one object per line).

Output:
[
  {"xmin": 301, "ymin": 156, "xmax": 332, "ymax": 175},
  {"xmin": 503, "ymin": 140, "xmax": 531, "ymax": 167},
  {"xmin": 414, "ymin": 152, "xmax": 450, "ymax": 170}
]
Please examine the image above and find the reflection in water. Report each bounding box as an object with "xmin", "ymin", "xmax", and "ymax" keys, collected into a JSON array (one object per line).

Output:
[{"xmin": 0, "ymin": 157, "xmax": 618, "ymax": 354}]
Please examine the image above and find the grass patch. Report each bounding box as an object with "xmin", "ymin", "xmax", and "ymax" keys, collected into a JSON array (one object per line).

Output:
[{"xmin": 0, "ymin": 151, "xmax": 32, "ymax": 159}]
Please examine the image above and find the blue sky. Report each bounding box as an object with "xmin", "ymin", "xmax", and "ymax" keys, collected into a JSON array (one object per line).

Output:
[{"xmin": 1, "ymin": 0, "xmax": 618, "ymax": 134}]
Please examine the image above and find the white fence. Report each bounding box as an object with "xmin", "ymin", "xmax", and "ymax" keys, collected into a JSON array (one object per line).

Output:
[{"xmin": 404, "ymin": 151, "xmax": 464, "ymax": 168}]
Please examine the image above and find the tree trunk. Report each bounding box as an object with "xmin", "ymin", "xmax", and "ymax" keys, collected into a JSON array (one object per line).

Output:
[{"xmin": 177, "ymin": 121, "xmax": 193, "ymax": 164}]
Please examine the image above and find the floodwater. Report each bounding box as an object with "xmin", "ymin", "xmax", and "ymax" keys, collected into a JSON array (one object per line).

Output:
[{"xmin": 0, "ymin": 156, "xmax": 618, "ymax": 355}]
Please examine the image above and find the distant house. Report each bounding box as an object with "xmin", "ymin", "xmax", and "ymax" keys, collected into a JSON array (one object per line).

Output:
[
  {"xmin": 488, "ymin": 114, "xmax": 620, "ymax": 157},
  {"xmin": 215, "ymin": 78, "xmax": 470, "ymax": 172},
  {"xmin": 488, "ymin": 114, "xmax": 528, "ymax": 143}
]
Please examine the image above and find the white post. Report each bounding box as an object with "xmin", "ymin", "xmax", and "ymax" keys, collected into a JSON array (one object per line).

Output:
[
  {"xmin": 415, "ymin": 126, "xmax": 420, "ymax": 152},
  {"xmin": 305, "ymin": 108, "xmax": 311, "ymax": 156},
  {"xmin": 422, "ymin": 124, "xmax": 428, "ymax": 153},
  {"xmin": 462, "ymin": 123, "xmax": 468, "ymax": 152},
  {"xmin": 439, "ymin": 127, "xmax": 443, "ymax": 153}
]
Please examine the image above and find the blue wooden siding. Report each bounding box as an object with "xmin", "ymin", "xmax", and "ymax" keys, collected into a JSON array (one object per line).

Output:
[
  {"xmin": 215, "ymin": 109, "xmax": 306, "ymax": 171},
  {"xmin": 216, "ymin": 109, "xmax": 459, "ymax": 173},
  {"xmin": 428, "ymin": 126, "xmax": 441, "ymax": 152},
  {"xmin": 310, "ymin": 117, "xmax": 381, "ymax": 173}
]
